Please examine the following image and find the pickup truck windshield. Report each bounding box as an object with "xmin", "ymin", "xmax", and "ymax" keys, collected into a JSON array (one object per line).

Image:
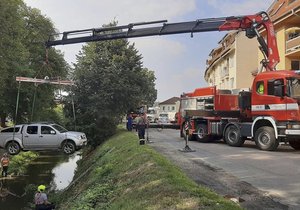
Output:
[{"xmin": 52, "ymin": 124, "xmax": 68, "ymax": 133}]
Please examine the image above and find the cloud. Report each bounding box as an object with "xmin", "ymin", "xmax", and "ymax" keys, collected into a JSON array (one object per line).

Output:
[
  {"xmin": 24, "ymin": 0, "xmax": 196, "ymax": 30},
  {"xmin": 206, "ymin": 0, "xmax": 274, "ymax": 15},
  {"xmin": 132, "ymin": 37, "xmax": 186, "ymax": 68},
  {"xmin": 157, "ymin": 66, "xmax": 204, "ymax": 100}
]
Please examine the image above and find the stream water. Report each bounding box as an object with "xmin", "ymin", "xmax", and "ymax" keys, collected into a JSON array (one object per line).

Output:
[{"xmin": 0, "ymin": 151, "xmax": 81, "ymax": 210}]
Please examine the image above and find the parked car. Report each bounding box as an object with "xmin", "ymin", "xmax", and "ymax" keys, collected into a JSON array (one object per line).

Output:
[
  {"xmin": 0, "ymin": 123, "xmax": 87, "ymax": 155},
  {"xmin": 158, "ymin": 113, "xmax": 170, "ymax": 124}
]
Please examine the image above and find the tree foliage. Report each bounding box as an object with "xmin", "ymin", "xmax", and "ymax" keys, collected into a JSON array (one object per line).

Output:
[
  {"xmin": 70, "ymin": 29, "xmax": 157, "ymax": 146},
  {"xmin": 0, "ymin": 0, "xmax": 69, "ymax": 126}
]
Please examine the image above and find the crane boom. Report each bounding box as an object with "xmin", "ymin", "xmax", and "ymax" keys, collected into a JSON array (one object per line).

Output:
[{"xmin": 45, "ymin": 11, "xmax": 279, "ymax": 71}]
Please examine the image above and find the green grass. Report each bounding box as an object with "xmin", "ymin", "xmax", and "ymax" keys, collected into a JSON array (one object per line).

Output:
[
  {"xmin": 55, "ymin": 129, "xmax": 242, "ymax": 210},
  {"xmin": 9, "ymin": 151, "xmax": 38, "ymax": 175}
]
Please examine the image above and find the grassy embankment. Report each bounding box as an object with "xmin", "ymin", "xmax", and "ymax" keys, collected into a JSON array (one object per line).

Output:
[{"xmin": 55, "ymin": 129, "xmax": 242, "ymax": 210}]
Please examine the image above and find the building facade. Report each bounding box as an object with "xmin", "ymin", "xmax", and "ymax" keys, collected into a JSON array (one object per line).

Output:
[
  {"xmin": 204, "ymin": 0, "xmax": 300, "ymax": 90},
  {"xmin": 259, "ymin": 0, "xmax": 300, "ymax": 71},
  {"xmin": 204, "ymin": 31, "xmax": 259, "ymax": 90},
  {"xmin": 158, "ymin": 97, "xmax": 180, "ymax": 121}
]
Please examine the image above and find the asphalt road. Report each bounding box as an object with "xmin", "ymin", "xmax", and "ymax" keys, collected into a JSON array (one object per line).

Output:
[{"xmin": 146, "ymin": 128, "xmax": 300, "ymax": 210}]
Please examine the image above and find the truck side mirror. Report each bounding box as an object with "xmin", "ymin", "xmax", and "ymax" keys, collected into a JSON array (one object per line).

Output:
[{"xmin": 50, "ymin": 130, "xmax": 56, "ymax": 134}]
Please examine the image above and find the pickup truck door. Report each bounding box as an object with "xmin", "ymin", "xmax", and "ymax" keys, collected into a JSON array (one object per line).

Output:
[
  {"xmin": 23, "ymin": 125, "xmax": 60, "ymax": 149},
  {"xmin": 23, "ymin": 125, "xmax": 40, "ymax": 148},
  {"xmin": 39, "ymin": 125, "xmax": 61, "ymax": 148}
]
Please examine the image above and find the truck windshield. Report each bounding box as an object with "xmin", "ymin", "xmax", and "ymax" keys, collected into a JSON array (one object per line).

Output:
[
  {"xmin": 288, "ymin": 78, "xmax": 300, "ymax": 99},
  {"xmin": 52, "ymin": 124, "xmax": 68, "ymax": 133}
]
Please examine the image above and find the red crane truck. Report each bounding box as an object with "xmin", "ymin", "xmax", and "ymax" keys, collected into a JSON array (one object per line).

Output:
[{"xmin": 46, "ymin": 11, "xmax": 300, "ymax": 151}]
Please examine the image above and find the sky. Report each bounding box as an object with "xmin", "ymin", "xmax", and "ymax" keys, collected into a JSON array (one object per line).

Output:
[{"xmin": 24, "ymin": 0, "xmax": 273, "ymax": 102}]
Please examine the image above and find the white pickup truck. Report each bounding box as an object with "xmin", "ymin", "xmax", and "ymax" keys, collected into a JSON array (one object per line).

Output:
[{"xmin": 0, "ymin": 123, "xmax": 87, "ymax": 155}]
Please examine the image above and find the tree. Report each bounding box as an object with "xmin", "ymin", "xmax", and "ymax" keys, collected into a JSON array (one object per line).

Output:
[
  {"xmin": 70, "ymin": 29, "xmax": 157, "ymax": 146},
  {"xmin": 0, "ymin": 1, "xmax": 69, "ymax": 126},
  {"xmin": 0, "ymin": 0, "xmax": 27, "ymax": 126}
]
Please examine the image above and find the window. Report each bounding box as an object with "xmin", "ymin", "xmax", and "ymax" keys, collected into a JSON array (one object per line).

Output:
[
  {"xmin": 162, "ymin": 106, "xmax": 165, "ymax": 111},
  {"xmin": 256, "ymin": 81, "xmax": 264, "ymax": 94},
  {"xmin": 287, "ymin": 78, "xmax": 300, "ymax": 97},
  {"xmin": 1, "ymin": 127, "xmax": 20, "ymax": 133},
  {"xmin": 291, "ymin": 60, "xmax": 300, "ymax": 70},
  {"xmin": 51, "ymin": 124, "xmax": 68, "ymax": 133},
  {"xmin": 267, "ymin": 79, "xmax": 284, "ymax": 96},
  {"xmin": 27, "ymin": 126, "xmax": 38, "ymax": 134},
  {"xmin": 41, "ymin": 126, "xmax": 55, "ymax": 135},
  {"xmin": 230, "ymin": 78, "xmax": 234, "ymax": 89},
  {"xmin": 172, "ymin": 106, "xmax": 175, "ymax": 111},
  {"xmin": 229, "ymin": 56, "xmax": 235, "ymax": 68}
]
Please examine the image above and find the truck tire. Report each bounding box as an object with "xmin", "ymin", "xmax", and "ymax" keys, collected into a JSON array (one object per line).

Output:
[
  {"xmin": 6, "ymin": 141, "xmax": 21, "ymax": 155},
  {"xmin": 254, "ymin": 126, "xmax": 279, "ymax": 151},
  {"xmin": 195, "ymin": 124, "xmax": 210, "ymax": 143},
  {"xmin": 62, "ymin": 141, "xmax": 76, "ymax": 154},
  {"xmin": 289, "ymin": 139, "xmax": 300, "ymax": 150},
  {"xmin": 224, "ymin": 124, "xmax": 245, "ymax": 147}
]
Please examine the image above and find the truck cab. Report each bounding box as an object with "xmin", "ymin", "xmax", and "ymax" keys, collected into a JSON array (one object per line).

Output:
[{"xmin": 249, "ymin": 70, "xmax": 300, "ymax": 149}]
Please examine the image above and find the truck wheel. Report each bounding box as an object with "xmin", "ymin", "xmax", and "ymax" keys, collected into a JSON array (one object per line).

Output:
[
  {"xmin": 62, "ymin": 141, "xmax": 76, "ymax": 154},
  {"xmin": 254, "ymin": 126, "xmax": 279, "ymax": 151},
  {"xmin": 224, "ymin": 125, "xmax": 245, "ymax": 147},
  {"xmin": 289, "ymin": 139, "xmax": 300, "ymax": 150},
  {"xmin": 6, "ymin": 141, "xmax": 21, "ymax": 155},
  {"xmin": 195, "ymin": 124, "xmax": 210, "ymax": 143}
]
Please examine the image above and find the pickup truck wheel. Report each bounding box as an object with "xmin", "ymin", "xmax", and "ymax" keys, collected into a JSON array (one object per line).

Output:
[
  {"xmin": 254, "ymin": 126, "xmax": 279, "ymax": 151},
  {"xmin": 224, "ymin": 125, "xmax": 245, "ymax": 147},
  {"xmin": 62, "ymin": 141, "xmax": 76, "ymax": 154},
  {"xmin": 6, "ymin": 141, "xmax": 21, "ymax": 155},
  {"xmin": 289, "ymin": 139, "xmax": 300, "ymax": 150}
]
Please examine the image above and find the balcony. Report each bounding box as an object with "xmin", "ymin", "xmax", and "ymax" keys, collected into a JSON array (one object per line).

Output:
[{"xmin": 286, "ymin": 28, "xmax": 300, "ymax": 57}]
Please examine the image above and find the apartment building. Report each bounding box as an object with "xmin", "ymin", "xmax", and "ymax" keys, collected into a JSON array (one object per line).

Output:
[
  {"xmin": 205, "ymin": 0, "xmax": 300, "ymax": 90},
  {"xmin": 204, "ymin": 31, "xmax": 258, "ymax": 90},
  {"xmin": 159, "ymin": 97, "xmax": 180, "ymax": 121},
  {"xmin": 260, "ymin": 0, "xmax": 300, "ymax": 71}
]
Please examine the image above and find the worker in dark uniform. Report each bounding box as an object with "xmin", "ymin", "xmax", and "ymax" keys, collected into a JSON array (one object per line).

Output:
[
  {"xmin": 126, "ymin": 114, "xmax": 133, "ymax": 131},
  {"xmin": 136, "ymin": 113, "xmax": 147, "ymax": 139}
]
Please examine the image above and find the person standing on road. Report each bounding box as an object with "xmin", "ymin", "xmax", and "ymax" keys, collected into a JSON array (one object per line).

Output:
[
  {"xmin": 136, "ymin": 113, "xmax": 147, "ymax": 139},
  {"xmin": 34, "ymin": 185, "xmax": 55, "ymax": 210},
  {"xmin": 1, "ymin": 153, "xmax": 9, "ymax": 177}
]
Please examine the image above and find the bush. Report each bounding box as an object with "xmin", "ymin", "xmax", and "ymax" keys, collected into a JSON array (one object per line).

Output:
[{"xmin": 9, "ymin": 152, "xmax": 38, "ymax": 175}]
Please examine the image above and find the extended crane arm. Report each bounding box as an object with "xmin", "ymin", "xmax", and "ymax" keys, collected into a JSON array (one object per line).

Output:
[{"xmin": 46, "ymin": 11, "xmax": 279, "ymax": 71}]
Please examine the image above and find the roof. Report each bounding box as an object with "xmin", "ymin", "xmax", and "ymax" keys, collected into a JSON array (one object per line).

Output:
[
  {"xmin": 159, "ymin": 97, "xmax": 180, "ymax": 105},
  {"xmin": 267, "ymin": 0, "xmax": 300, "ymax": 23}
]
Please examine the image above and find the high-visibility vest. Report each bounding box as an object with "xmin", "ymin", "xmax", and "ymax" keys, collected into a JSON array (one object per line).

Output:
[{"xmin": 1, "ymin": 158, "xmax": 9, "ymax": 166}]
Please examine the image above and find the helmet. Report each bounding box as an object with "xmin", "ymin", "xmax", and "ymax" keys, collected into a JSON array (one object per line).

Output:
[
  {"xmin": 38, "ymin": 185, "xmax": 46, "ymax": 192},
  {"xmin": 3, "ymin": 153, "xmax": 7, "ymax": 157}
]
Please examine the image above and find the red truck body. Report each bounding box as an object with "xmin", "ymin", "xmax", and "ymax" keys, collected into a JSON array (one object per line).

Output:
[{"xmin": 178, "ymin": 70, "xmax": 300, "ymax": 151}]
